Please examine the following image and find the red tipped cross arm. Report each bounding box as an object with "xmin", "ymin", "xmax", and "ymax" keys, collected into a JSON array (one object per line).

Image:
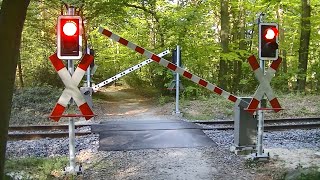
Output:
[
  {"xmin": 246, "ymin": 55, "xmax": 282, "ymax": 114},
  {"xmin": 49, "ymin": 53, "xmax": 95, "ymax": 121}
]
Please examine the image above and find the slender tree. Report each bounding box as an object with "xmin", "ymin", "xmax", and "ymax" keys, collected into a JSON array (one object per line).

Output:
[
  {"xmin": 297, "ymin": 0, "xmax": 311, "ymax": 92},
  {"xmin": 0, "ymin": 0, "xmax": 30, "ymax": 178},
  {"xmin": 218, "ymin": 0, "xmax": 230, "ymax": 90}
]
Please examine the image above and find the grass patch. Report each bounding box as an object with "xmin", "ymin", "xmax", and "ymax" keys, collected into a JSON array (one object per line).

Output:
[
  {"xmin": 179, "ymin": 94, "xmax": 235, "ymax": 120},
  {"xmin": 5, "ymin": 156, "xmax": 69, "ymax": 180},
  {"xmin": 285, "ymin": 167, "xmax": 320, "ymax": 180},
  {"xmin": 158, "ymin": 95, "xmax": 174, "ymax": 105}
]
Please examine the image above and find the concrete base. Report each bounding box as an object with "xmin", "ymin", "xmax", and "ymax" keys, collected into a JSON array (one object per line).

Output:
[
  {"xmin": 246, "ymin": 152, "xmax": 270, "ymax": 162},
  {"xmin": 172, "ymin": 111, "xmax": 183, "ymax": 117},
  {"xmin": 230, "ymin": 145, "xmax": 257, "ymax": 155},
  {"xmin": 64, "ymin": 165, "xmax": 83, "ymax": 175}
]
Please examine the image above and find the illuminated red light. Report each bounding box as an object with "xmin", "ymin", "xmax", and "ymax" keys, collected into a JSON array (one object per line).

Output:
[
  {"xmin": 63, "ymin": 21, "xmax": 77, "ymax": 36},
  {"xmin": 264, "ymin": 28, "xmax": 278, "ymax": 40}
]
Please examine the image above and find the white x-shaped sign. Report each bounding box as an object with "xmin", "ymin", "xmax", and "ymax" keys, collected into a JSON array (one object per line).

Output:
[
  {"xmin": 247, "ymin": 55, "xmax": 282, "ymax": 114},
  {"xmin": 49, "ymin": 53, "xmax": 94, "ymax": 121}
]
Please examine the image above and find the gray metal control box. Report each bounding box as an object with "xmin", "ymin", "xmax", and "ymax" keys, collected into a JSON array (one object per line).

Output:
[{"xmin": 233, "ymin": 97, "xmax": 257, "ymax": 150}]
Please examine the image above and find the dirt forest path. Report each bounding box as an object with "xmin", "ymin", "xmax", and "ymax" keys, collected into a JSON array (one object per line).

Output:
[{"xmin": 94, "ymin": 85, "xmax": 175, "ymax": 121}]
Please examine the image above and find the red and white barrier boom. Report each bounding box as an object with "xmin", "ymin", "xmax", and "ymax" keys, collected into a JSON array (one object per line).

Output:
[
  {"xmin": 246, "ymin": 55, "xmax": 282, "ymax": 114},
  {"xmin": 49, "ymin": 53, "xmax": 95, "ymax": 121},
  {"xmin": 98, "ymin": 27, "xmax": 249, "ymax": 108},
  {"xmin": 93, "ymin": 50, "xmax": 170, "ymax": 91}
]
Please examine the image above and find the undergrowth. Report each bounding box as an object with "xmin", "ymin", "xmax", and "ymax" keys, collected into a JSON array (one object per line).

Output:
[
  {"xmin": 5, "ymin": 156, "xmax": 69, "ymax": 180},
  {"xmin": 10, "ymin": 85, "xmax": 61, "ymax": 125}
]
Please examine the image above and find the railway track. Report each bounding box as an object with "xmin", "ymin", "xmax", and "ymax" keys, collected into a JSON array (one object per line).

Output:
[
  {"xmin": 8, "ymin": 124, "xmax": 92, "ymax": 141},
  {"xmin": 8, "ymin": 118, "xmax": 320, "ymax": 140},
  {"xmin": 194, "ymin": 117, "xmax": 320, "ymax": 130}
]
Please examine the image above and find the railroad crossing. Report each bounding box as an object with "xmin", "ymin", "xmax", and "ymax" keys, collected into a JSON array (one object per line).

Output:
[{"xmin": 45, "ymin": 6, "xmax": 287, "ymax": 175}]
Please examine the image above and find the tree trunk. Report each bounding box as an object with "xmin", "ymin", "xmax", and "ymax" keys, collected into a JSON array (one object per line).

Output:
[
  {"xmin": 232, "ymin": 0, "xmax": 246, "ymax": 93},
  {"xmin": 0, "ymin": 0, "xmax": 30, "ymax": 178},
  {"xmin": 218, "ymin": 0, "xmax": 229, "ymax": 90},
  {"xmin": 296, "ymin": 0, "xmax": 311, "ymax": 92},
  {"xmin": 277, "ymin": 3, "xmax": 289, "ymax": 91}
]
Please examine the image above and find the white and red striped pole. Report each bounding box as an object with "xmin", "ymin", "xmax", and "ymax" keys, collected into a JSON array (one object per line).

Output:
[{"xmin": 98, "ymin": 27, "xmax": 249, "ymax": 108}]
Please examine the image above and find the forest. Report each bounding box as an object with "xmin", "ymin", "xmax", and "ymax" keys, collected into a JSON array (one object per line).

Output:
[{"xmin": 9, "ymin": 0, "xmax": 320, "ymax": 96}]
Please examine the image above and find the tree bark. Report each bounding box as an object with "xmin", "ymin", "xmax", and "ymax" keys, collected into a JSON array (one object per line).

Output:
[
  {"xmin": 297, "ymin": 0, "xmax": 311, "ymax": 92},
  {"xmin": 218, "ymin": 0, "xmax": 229, "ymax": 90},
  {"xmin": 0, "ymin": 0, "xmax": 30, "ymax": 178},
  {"xmin": 232, "ymin": 0, "xmax": 246, "ymax": 93}
]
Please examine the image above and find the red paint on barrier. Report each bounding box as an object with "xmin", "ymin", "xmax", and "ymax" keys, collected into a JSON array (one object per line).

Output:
[
  {"xmin": 246, "ymin": 98, "xmax": 260, "ymax": 114},
  {"xmin": 270, "ymin": 57, "xmax": 282, "ymax": 70},
  {"xmin": 119, "ymin": 38, "xmax": 129, "ymax": 46},
  {"xmin": 183, "ymin": 71, "xmax": 192, "ymax": 79},
  {"xmin": 198, "ymin": 79, "xmax": 208, "ymax": 87},
  {"xmin": 167, "ymin": 63, "xmax": 177, "ymax": 71},
  {"xmin": 49, "ymin": 53, "xmax": 65, "ymax": 71},
  {"xmin": 78, "ymin": 54, "xmax": 94, "ymax": 71},
  {"xmin": 79, "ymin": 103, "xmax": 94, "ymax": 120},
  {"xmin": 228, "ymin": 95, "xmax": 237, "ymax": 103},
  {"xmin": 248, "ymin": 55, "xmax": 260, "ymax": 71},
  {"xmin": 50, "ymin": 103, "xmax": 65, "ymax": 122},
  {"xmin": 269, "ymin": 98, "xmax": 282, "ymax": 112},
  {"xmin": 135, "ymin": 46, "xmax": 145, "ymax": 54},
  {"xmin": 213, "ymin": 87, "xmax": 223, "ymax": 95},
  {"xmin": 151, "ymin": 54, "xmax": 161, "ymax": 62},
  {"xmin": 102, "ymin": 29, "xmax": 112, "ymax": 37}
]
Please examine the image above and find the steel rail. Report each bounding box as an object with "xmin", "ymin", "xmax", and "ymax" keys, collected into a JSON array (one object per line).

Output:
[
  {"xmin": 199, "ymin": 123, "xmax": 320, "ymax": 131},
  {"xmin": 8, "ymin": 132, "xmax": 92, "ymax": 141},
  {"xmin": 8, "ymin": 124, "xmax": 91, "ymax": 131},
  {"xmin": 193, "ymin": 117, "xmax": 320, "ymax": 125}
]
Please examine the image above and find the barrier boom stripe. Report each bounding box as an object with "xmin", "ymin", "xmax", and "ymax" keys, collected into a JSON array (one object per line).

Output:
[
  {"xmin": 93, "ymin": 50, "xmax": 170, "ymax": 91},
  {"xmin": 99, "ymin": 27, "xmax": 249, "ymax": 108}
]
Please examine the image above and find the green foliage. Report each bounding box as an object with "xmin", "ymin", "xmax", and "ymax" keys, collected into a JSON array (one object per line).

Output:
[
  {"xmin": 10, "ymin": 85, "xmax": 61, "ymax": 125},
  {"xmin": 5, "ymin": 156, "xmax": 68, "ymax": 180},
  {"xmin": 297, "ymin": 170, "xmax": 320, "ymax": 180},
  {"xmin": 19, "ymin": 0, "xmax": 320, "ymax": 98},
  {"xmin": 283, "ymin": 167, "xmax": 320, "ymax": 180},
  {"xmin": 158, "ymin": 95, "xmax": 173, "ymax": 105},
  {"xmin": 182, "ymin": 86, "xmax": 204, "ymax": 98}
]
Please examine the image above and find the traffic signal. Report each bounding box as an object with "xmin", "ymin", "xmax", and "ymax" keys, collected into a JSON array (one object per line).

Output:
[
  {"xmin": 57, "ymin": 15, "xmax": 82, "ymax": 59},
  {"xmin": 259, "ymin": 23, "xmax": 279, "ymax": 60}
]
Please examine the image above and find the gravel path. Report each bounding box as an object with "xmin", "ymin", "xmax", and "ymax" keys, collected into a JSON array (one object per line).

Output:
[{"xmin": 83, "ymin": 147, "xmax": 256, "ymax": 180}]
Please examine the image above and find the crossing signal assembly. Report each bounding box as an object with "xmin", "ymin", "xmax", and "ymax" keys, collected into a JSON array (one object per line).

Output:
[
  {"xmin": 57, "ymin": 15, "xmax": 82, "ymax": 59},
  {"xmin": 259, "ymin": 23, "xmax": 279, "ymax": 60}
]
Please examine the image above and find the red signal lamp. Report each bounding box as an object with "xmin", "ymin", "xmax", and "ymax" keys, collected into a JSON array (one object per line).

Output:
[
  {"xmin": 57, "ymin": 15, "xmax": 82, "ymax": 59},
  {"xmin": 63, "ymin": 21, "xmax": 77, "ymax": 36},
  {"xmin": 264, "ymin": 28, "xmax": 278, "ymax": 40},
  {"xmin": 259, "ymin": 23, "xmax": 279, "ymax": 60}
]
